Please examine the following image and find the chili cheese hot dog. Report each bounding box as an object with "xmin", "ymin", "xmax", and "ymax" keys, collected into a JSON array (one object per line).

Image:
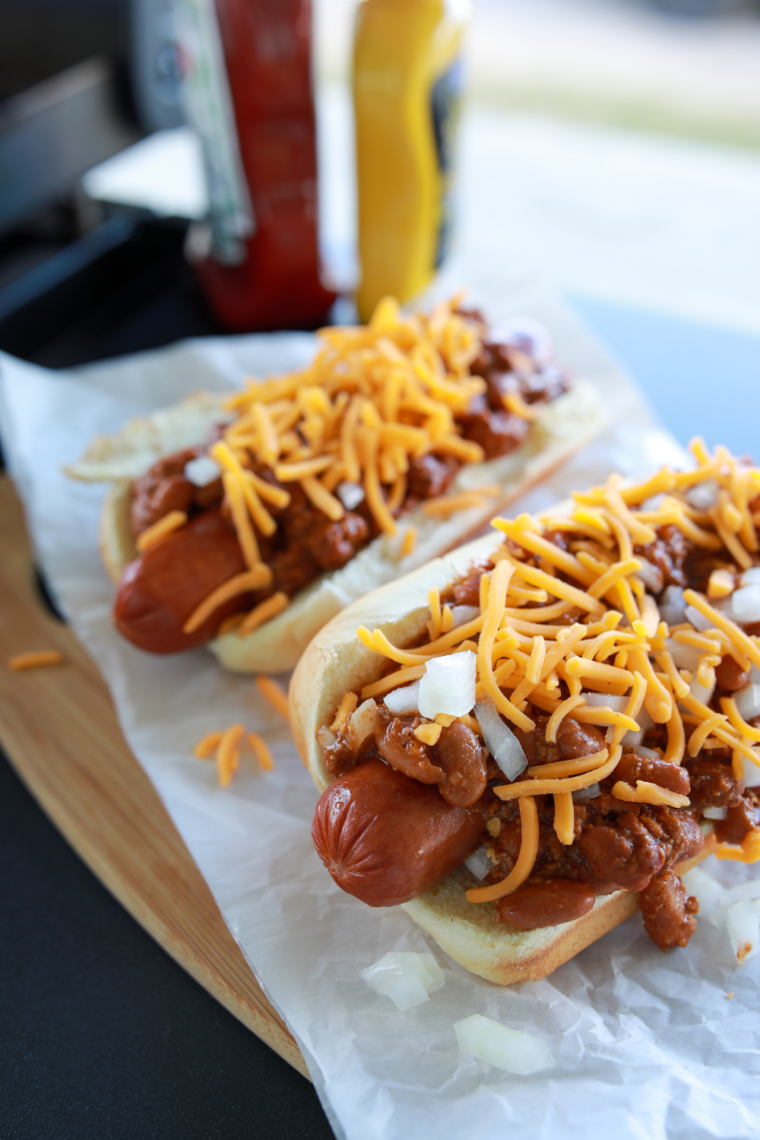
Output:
[
  {"xmin": 292, "ymin": 442, "xmax": 760, "ymax": 985},
  {"xmin": 67, "ymin": 297, "xmax": 604, "ymax": 671}
]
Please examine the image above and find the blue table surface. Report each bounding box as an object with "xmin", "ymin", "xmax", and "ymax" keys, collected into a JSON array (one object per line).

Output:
[{"xmin": 566, "ymin": 293, "xmax": 760, "ymax": 462}]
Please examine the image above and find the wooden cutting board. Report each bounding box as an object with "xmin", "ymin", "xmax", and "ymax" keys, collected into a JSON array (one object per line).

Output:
[{"xmin": 0, "ymin": 476, "xmax": 309, "ymax": 1080}]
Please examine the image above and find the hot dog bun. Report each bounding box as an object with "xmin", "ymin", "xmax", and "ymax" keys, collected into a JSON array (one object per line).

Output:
[
  {"xmin": 86, "ymin": 381, "xmax": 604, "ymax": 673},
  {"xmin": 289, "ymin": 536, "xmax": 712, "ymax": 987}
]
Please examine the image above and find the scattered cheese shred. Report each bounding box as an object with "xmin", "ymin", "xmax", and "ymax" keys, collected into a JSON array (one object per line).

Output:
[
  {"xmin": 216, "ymin": 724, "xmax": 244, "ymax": 788},
  {"xmin": 135, "ymin": 510, "xmax": 187, "ymax": 553},
  {"xmin": 8, "ymin": 650, "xmax": 64, "ymax": 672},
  {"xmin": 256, "ymin": 675, "xmax": 290, "ymax": 722},
  {"xmin": 247, "ymin": 731, "xmax": 274, "ymax": 771},
  {"xmin": 193, "ymin": 730, "xmax": 223, "ymax": 759}
]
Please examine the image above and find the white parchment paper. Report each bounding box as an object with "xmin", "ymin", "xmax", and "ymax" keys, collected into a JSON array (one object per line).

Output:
[{"xmin": 1, "ymin": 283, "xmax": 758, "ymax": 1140}]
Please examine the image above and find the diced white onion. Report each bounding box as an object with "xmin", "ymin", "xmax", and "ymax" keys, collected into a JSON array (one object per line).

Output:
[
  {"xmin": 743, "ymin": 754, "xmax": 760, "ymax": 789},
  {"xmin": 729, "ymin": 584, "xmax": 760, "ymax": 624},
  {"xmin": 383, "ymin": 682, "xmax": 420, "ymax": 715},
  {"xmin": 632, "ymin": 745, "xmax": 661, "ymax": 759},
  {"xmin": 734, "ymin": 684, "xmax": 760, "ymax": 723},
  {"xmin": 450, "ymin": 605, "xmax": 480, "ymax": 628},
  {"xmin": 418, "ymin": 652, "xmax": 477, "ymax": 719},
  {"xmin": 710, "ymin": 882, "xmax": 760, "ymax": 933},
  {"xmin": 719, "ymin": 879, "xmax": 760, "ymax": 909},
  {"xmin": 583, "ymin": 692, "xmax": 628, "ymax": 712},
  {"xmin": 681, "ymin": 866, "xmax": 726, "ymax": 914},
  {"xmin": 751, "ymin": 663, "xmax": 760, "ymax": 685},
  {"xmin": 454, "ymin": 1014, "xmax": 554, "ymax": 1075},
  {"xmin": 347, "ymin": 698, "xmax": 381, "ymax": 752},
  {"xmin": 464, "ymin": 844, "xmax": 493, "ymax": 881},
  {"xmin": 315, "ymin": 725, "xmax": 336, "ymax": 749},
  {"xmin": 693, "ymin": 679, "xmax": 716, "ymax": 706},
  {"xmin": 337, "ymin": 481, "xmax": 365, "ymax": 510},
  {"xmin": 725, "ymin": 900, "xmax": 760, "ymax": 965},
  {"xmin": 418, "ymin": 953, "xmax": 445, "ymax": 993},
  {"xmin": 361, "ymin": 951, "xmax": 445, "ymax": 1010},
  {"xmin": 702, "ymin": 805, "xmax": 728, "ymax": 820},
  {"xmin": 660, "ymin": 585, "xmax": 686, "ymax": 627},
  {"xmin": 665, "ymin": 638, "xmax": 701, "ymax": 672},
  {"xmin": 685, "ymin": 480, "xmax": 719, "ymax": 511},
  {"xmin": 475, "ymin": 698, "xmax": 528, "ymax": 780},
  {"xmin": 184, "ymin": 454, "xmax": 221, "ymax": 486},
  {"xmin": 700, "ymin": 820, "xmax": 715, "ymax": 837},
  {"xmin": 583, "ymin": 692, "xmax": 651, "ymax": 746},
  {"xmin": 636, "ymin": 558, "xmax": 664, "ymax": 594},
  {"xmin": 572, "ymin": 783, "xmax": 600, "ymax": 803},
  {"xmin": 685, "ymin": 604, "xmax": 716, "ymax": 633},
  {"xmin": 740, "ymin": 567, "xmax": 760, "ymax": 588}
]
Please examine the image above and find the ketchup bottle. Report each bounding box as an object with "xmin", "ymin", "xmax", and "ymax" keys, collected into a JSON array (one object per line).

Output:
[{"xmin": 178, "ymin": 0, "xmax": 335, "ymax": 330}]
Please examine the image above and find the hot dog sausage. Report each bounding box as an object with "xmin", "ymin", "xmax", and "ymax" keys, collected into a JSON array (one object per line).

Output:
[
  {"xmin": 311, "ymin": 758, "xmax": 486, "ymax": 907},
  {"xmin": 113, "ymin": 509, "xmax": 251, "ymax": 654}
]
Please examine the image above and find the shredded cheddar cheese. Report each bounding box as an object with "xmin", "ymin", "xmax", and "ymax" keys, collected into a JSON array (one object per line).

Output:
[
  {"xmin": 183, "ymin": 566, "xmax": 272, "ymax": 634},
  {"xmin": 135, "ymin": 510, "xmax": 188, "ymax": 553},
  {"xmin": 256, "ymin": 675, "xmax": 290, "ymax": 722},
  {"xmin": 331, "ymin": 691, "xmax": 359, "ymax": 732},
  {"xmin": 413, "ymin": 722, "xmax": 442, "ymax": 745},
  {"xmin": 401, "ymin": 527, "xmax": 418, "ymax": 557},
  {"xmin": 466, "ymin": 797, "xmax": 539, "ymax": 903},
  {"xmin": 553, "ymin": 792, "xmax": 575, "ymax": 845},
  {"xmin": 611, "ymin": 780, "xmax": 690, "ymax": 809},
  {"xmin": 247, "ymin": 731, "xmax": 274, "ymax": 771},
  {"xmin": 216, "ymin": 724, "xmax": 244, "ymax": 788},
  {"xmin": 238, "ymin": 592, "xmax": 289, "ymax": 636},
  {"xmin": 193, "ymin": 730, "xmax": 223, "ymax": 759},
  {"xmin": 340, "ymin": 442, "xmax": 760, "ymax": 906},
  {"xmin": 8, "ymin": 650, "xmax": 64, "ymax": 671},
  {"xmin": 165, "ymin": 296, "xmax": 522, "ymax": 642}
]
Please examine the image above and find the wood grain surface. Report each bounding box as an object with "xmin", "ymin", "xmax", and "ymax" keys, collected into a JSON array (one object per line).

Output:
[{"xmin": 0, "ymin": 476, "xmax": 309, "ymax": 1080}]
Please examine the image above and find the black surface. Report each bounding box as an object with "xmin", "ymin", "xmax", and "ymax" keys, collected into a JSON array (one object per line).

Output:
[
  {"xmin": 0, "ymin": 214, "xmax": 220, "ymax": 367},
  {"xmin": 0, "ymin": 754, "xmax": 336, "ymax": 1140}
]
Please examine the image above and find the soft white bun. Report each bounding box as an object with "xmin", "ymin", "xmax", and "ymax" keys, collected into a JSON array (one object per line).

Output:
[
  {"xmin": 84, "ymin": 382, "xmax": 604, "ymax": 672},
  {"xmin": 289, "ymin": 542, "xmax": 711, "ymax": 986}
]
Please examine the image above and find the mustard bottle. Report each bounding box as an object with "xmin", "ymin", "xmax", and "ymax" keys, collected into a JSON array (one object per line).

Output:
[{"xmin": 353, "ymin": 0, "xmax": 470, "ymax": 322}]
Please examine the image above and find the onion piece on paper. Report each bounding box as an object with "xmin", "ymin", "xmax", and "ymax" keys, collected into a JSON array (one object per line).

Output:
[
  {"xmin": 725, "ymin": 900, "xmax": 760, "ymax": 965},
  {"xmin": 455, "ymin": 1014, "xmax": 554, "ymax": 1075},
  {"xmin": 361, "ymin": 951, "xmax": 445, "ymax": 1010},
  {"xmin": 475, "ymin": 698, "xmax": 527, "ymax": 780},
  {"xmin": 681, "ymin": 866, "xmax": 726, "ymax": 915}
]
